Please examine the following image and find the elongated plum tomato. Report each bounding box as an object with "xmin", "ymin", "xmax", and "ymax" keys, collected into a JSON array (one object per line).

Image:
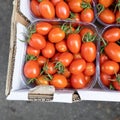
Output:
[
  {"xmin": 30, "ymin": 0, "xmax": 41, "ymax": 17},
  {"xmin": 42, "ymin": 42, "xmax": 55, "ymax": 58},
  {"xmin": 67, "ymin": 33, "xmax": 81, "ymax": 54},
  {"xmin": 56, "ymin": 1, "xmax": 70, "ymax": 19},
  {"xmin": 39, "ymin": 1, "xmax": 55, "ymax": 19},
  {"xmin": 101, "ymin": 60, "xmax": 119, "ymax": 75},
  {"xmin": 48, "ymin": 27, "xmax": 65, "ymax": 43},
  {"xmin": 50, "ymin": 74, "xmax": 67, "ymax": 89},
  {"xmin": 100, "ymin": 53, "xmax": 108, "ymax": 65},
  {"xmin": 29, "ymin": 33, "xmax": 46, "ymax": 50},
  {"xmin": 69, "ymin": 59, "xmax": 86, "ymax": 75},
  {"xmin": 103, "ymin": 27, "xmax": 120, "ymax": 42},
  {"xmin": 105, "ymin": 42, "xmax": 120, "ymax": 62},
  {"xmin": 70, "ymin": 73, "xmax": 86, "ymax": 89},
  {"xmin": 81, "ymin": 42, "xmax": 96, "ymax": 62},
  {"xmin": 98, "ymin": 0, "xmax": 113, "ymax": 8},
  {"xmin": 36, "ymin": 22, "xmax": 52, "ymax": 35},
  {"xmin": 24, "ymin": 60, "xmax": 40, "ymax": 79}
]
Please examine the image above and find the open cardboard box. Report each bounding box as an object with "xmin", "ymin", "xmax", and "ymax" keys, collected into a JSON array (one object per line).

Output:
[{"xmin": 5, "ymin": 0, "xmax": 120, "ymax": 103}]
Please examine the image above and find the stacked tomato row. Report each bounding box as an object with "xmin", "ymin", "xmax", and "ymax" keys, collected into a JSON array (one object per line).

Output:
[
  {"xmin": 23, "ymin": 21, "xmax": 97, "ymax": 89},
  {"xmin": 96, "ymin": 0, "xmax": 120, "ymax": 24},
  {"xmin": 30, "ymin": 0, "xmax": 94, "ymax": 23},
  {"xmin": 100, "ymin": 27, "xmax": 120, "ymax": 90}
]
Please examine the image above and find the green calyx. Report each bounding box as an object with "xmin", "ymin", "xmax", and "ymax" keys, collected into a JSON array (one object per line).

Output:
[
  {"xmin": 116, "ymin": 18, "xmax": 120, "ymax": 23},
  {"xmin": 114, "ymin": 0, "xmax": 120, "ymax": 12},
  {"xmin": 97, "ymin": 4, "xmax": 105, "ymax": 16},
  {"xmin": 81, "ymin": 1, "xmax": 91, "ymax": 9},
  {"xmin": 109, "ymin": 84, "xmax": 115, "ymax": 90},
  {"xmin": 54, "ymin": 62, "xmax": 65, "ymax": 74},
  {"xmin": 25, "ymin": 54, "xmax": 37, "ymax": 61},
  {"xmin": 27, "ymin": 78, "xmax": 36, "ymax": 84}
]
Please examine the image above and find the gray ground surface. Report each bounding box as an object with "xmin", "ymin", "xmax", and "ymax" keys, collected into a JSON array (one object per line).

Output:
[{"xmin": 0, "ymin": 0, "xmax": 120, "ymax": 120}]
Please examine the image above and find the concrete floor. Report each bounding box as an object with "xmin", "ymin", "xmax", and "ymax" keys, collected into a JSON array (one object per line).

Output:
[{"xmin": 1, "ymin": 0, "xmax": 120, "ymax": 120}]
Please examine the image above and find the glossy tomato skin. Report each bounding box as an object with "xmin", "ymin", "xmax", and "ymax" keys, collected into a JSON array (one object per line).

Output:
[
  {"xmin": 30, "ymin": 0, "xmax": 41, "ymax": 17},
  {"xmin": 103, "ymin": 27, "xmax": 120, "ymax": 42},
  {"xmin": 84, "ymin": 75, "xmax": 91, "ymax": 84},
  {"xmin": 26, "ymin": 46, "xmax": 40, "ymax": 56},
  {"xmin": 56, "ymin": 1, "xmax": 70, "ymax": 19},
  {"xmin": 101, "ymin": 60, "xmax": 119, "ymax": 75},
  {"xmin": 112, "ymin": 80, "xmax": 120, "ymax": 91},
  {"xmin": 80, "ymin": 8, "xmax": 94, "ymax": 23},
  {"xmin": 99, "ymin": 9, "xmax": 115, "ymax": 24},
  {"xmin": 69, "ymin": 59, "xmax": 86, "ymax": 75},
  {"xmin": 73, "ymin": 53, "xmax": 82, "ymax": 60},
  {"xmin": 55, "ymin": 40, "xmax": 67, "ymax": 52},
  {"xmin": 81, "ymin": 42, "xmax": 96, "ymax": 62},
  {"xmin": 98, "ymin": 0, "xmax": 113, "ymax": 8},
  {"xmin": 48, "ymin": 27, "xmax": 65, "ymax": 43},
  {"xmin": 51, "ymin": 52, "xmax": 61, "ymax": 61},
  {"xmin": 29, "ymin": 33, "xmax": 46, "ymax": 50},
  {"xmin": 42, "ymin": 42, "xmax": 55, "ymax": 58},
  {"xmin": 70, "ymin": 73, "xmax": 86, "ymax": 89},
  {"xmin": 24, "ymin": 60, "xmax": 40, "ymax": 79},
  {"xmin": 67, "ymin": 33, "xmax": 81, "ymax": 54},
  {"xmin": 100, "ymin": 53, "xmax": 109, "ymax": 65},
  {"xmin": 36, "ymin": 22, "xmax": 52, "ymax": 35},
  {"xmin": 50, "ymin": 74, "xmax": 67, "ymax": 89},
  {"xmin": 51, "ymin": 0, "xmax": 63, "ymax": 6},
  {"xmin": 58, "ymin": 52, "xmax": 73, "ymax": 67},
  {"xmin": 39, "ymin": 1, "xmax": 55, "ymax": 19},
  {"xmin": 37, "ymin": 56, "xmax": 47, "ymax": 66},
  {"xmin": 105, "ymin": 42, "xmax": 120, "ymax": 62}
]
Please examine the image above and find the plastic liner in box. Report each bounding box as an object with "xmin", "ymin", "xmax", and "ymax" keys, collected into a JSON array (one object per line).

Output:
[{"xmin": 18, "ymin": 19, "xmax": 99, "ymax": 90}]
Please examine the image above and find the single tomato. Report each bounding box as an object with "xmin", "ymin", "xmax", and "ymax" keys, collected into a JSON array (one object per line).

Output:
[
  {"xmin": 37, "ymin": 56, "xmax": 47, "ymax": 66},
  {"xmin": 98, "ymin": 0, "xmax": 113, "ymax": 8},
  {"xmin": 100, "ymin": 53, "xmax": 109, "ymax": 65}
]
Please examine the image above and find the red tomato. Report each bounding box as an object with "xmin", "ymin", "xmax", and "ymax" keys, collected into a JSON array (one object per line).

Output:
[
  {"xmin": 26, "ymin": 45, "xmax": 40, "ymax": 56},
  {"xmin": 100, "ymin": 72, "xmax": 111, "ymax": 87},
  {"xmin": 99, "ymin": 9, "xmax": 115, "ymax": 24},
  {"xmin": 112, "ymin": 78, "xmax": 120, "ymax": 91},
  {"xmin": 70, "ymin": 73, "xmax": 86, "ymax": 89},
  {"xmin": 56, "ymin": 1, "xmax": 70, "ymax": 19},
  {"xmin": 36, "ymin": 22, "xmax": 52, "ymax": 35},
  {"xmin": 24, "ymin": 60, "xmax": 40, "ymax": 78},
  {"xmin": 84, "ymin": 0, "xmax": 92, "ymax": 3},
  {"xmin": 84, "ymin": 62, "xmax": 96, "ymax": 76},
  {"xmin": 51, "ymin": 52, "xmax": 61, "ymax": 61},
  {"xmin": 98, "ymin": 0, "xmax": 113, "ymax": 8},
  {"xmin": 39, "ymin": 1, "xmax": 55, "ymax": 19},
  {"xmin": 58, "ymin": 52, "xmax": 73, "ymax": 67},
  {"xmin": 42, "ymin": 42, "xmax": 55, "ymax": 58},
  {"xmin": 29, "ymin": 33, "xmax": 46, "ymax": 50},
  {"xmin": 63, "ymin": 67, "xmax": 71, "ymax": 78},
  {"xmin": 103, "ymin": 27, "xmax": 120, "ymax": 42},
  {"xmin": 80, "ymin": 8, "xmax": 94, "ymax": 23},
  {"xmin": 50, "ymin": 74, "xmax": 67, "ymax": 89},
  {"xmin": 68, "ymin": 0, "xmax": 83, "ymax": 13},
  {"xmin": 105, "ymin": 42, "xmax": 120, "ymax": 62},
  {"xmin": 69, "ymin": 59, "xmax": 86, "ymax": 75},
  {"xmin": 37, "ymin": 56, "xmax": 47, "ymax": 66},
  {"xmin": 55, "ymin": 40, "xmax": 67, "ymax": 52},
  {"xmin": 116, "ymin": 11, "xmax": 120, "ymax": 23},
  {"xmin": 30, "ymin": 0, "xmax": 41, "ymax": 17},
  {"xmin": 48, "ymin": 27, "xmax": 65, "ymax": 43},
  {"xmin": 67, "ymin": 33, "xmax": 81, "ymax": 54},
  {"xmin": 51, "ymin": 0, "xmax": 63, "ymax": 6},
  {"xmin": 100, "ymin": 53, "xmax": 108, "ymax": 65},
  {"xmin": 73, "ymin": 53, "xmax": 82, "ymax": 60},
  {"xmin": 81, "ymin": 42, "xmax": 96, "ymax": 62},
  {"xmin": 101, "ymin": 60, "xmax": 119, "ymax": 75},
  {"xmin": 84, "ymin": 75, "xmax": 91, "ymax": 84},
  {"xmin": 66, "ymin": 79, "xmax": 72, "ymax": 88}
]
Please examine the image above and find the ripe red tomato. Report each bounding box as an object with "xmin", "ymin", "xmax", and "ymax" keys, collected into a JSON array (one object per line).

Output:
[
  {"xmin": 55, "ymin": 1, "xmax": 70, "ymax": 19},
  {"xmin": 105, "ymin": 42, "xmax": 120, "ymax": 62},
  {"xmin": 103, "ymin": 27, "xmax": 120, "ymax": 42},
  {"xmin": 73, "ymin": 53, "xmax": 82, "ymax": 60},
  {"xmin": 112, "ymin": 78, "xmax": 120, "ymax": 91},
  {"xmin": 55, "ymin": 40, "xmax": 67, "ymax": 52},
  {"xmin": 63, "ymin": 67, "xmax": 71, "ymax": 78},
  {"xmin": 101, "ymin": 60, "xmax": 119, "ymax": 75},
  {"xmin": 24, "ymin": 60, "xmax": 40, "ymax": 78},
  {"xmin": 70, "ymin": 73, "xmax": 86, "ymax": 89},
  {"xmin": 48, "ymin": 27, "xmax": 65, "ymax": 43},
  {"xmin": 30, "ymin": 0, "xmax": 41, "ymax": 17},
  {"xmin": 39, "ymin": 1, "xmax": 55, "ymax": 19},
  {"xmin": 26, "ymin": 45, "xmax": 40, "ymax": 56},
  {"xmin": 84, "ymin": 0, "xmax": 92, "ymax": 3},
  {"xmin": 51, "ymin": 0, "xmax": 63, "ymax": 6},
  {"xmin": 69, "ymin": 59, "xmax": 86, "ymax": 75},
  {"xmin": 51, "ymin": 52, "xmax": 61, "ymax": 61},
  {"xmin": 100, "ymin": 72, "xmax": 111, "ymax": 87},
  {"xmin": 98, "ymin": 0, "xmax": 113, "ymax": 8},
  {"xmin": 80, "ymin": 8, "xmax": 94, "ymax": 23},
  {"xmin": 84, "ymin": 62, "xmax": 96, "ymax": 76},
  {"xmin": 100, "ymin": 53, "xmax": 108, "ymax": 65},
  {"xmin": 42, "ymin": 42, "xmax": 55, "ymax": 58},
  {"xmin": 84, "ymin": 75, "xmax": 91, "ymax": 84},
  {"xmin": 116, "ymin": 11, "xmax": 120, "ymax": 23},
  {"xmin": 81, "ymin": 42, "xmax": 96, "ymax": 62},
  {"xmin": 67, "ymin": 33, "xmax": 81, "ymax": 54},
  {"xmin": 50, "ymin": 74, "xmax": 67, "ymax": 89},
  {"xmin": 36, "ymin": 22, "xmax": 52, "ymax": 35},
  {"xmin": 29, "ymin": 33, "xmax": 46, "ymax": 50},
  {"xmin": 99, "ymin": 9, "xmax": 115, "ymax": 24},
  {"xmin": 37, "ymin": 56, "xmax": 47, "ymax": 66},
  {"xmin": 68, "ymin": 0, "xmax": 83, "ymax": 13},
  {"xmin": 58, "ymin": 52, "xmax": 73, "ymax": 67}
]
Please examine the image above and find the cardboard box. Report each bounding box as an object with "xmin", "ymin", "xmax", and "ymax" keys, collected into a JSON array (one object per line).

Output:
[{"xmin": 6, "ymin": 0, "xmax": 120, "ymax": 103}]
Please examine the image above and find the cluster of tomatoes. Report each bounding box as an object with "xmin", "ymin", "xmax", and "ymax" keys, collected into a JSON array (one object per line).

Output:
[
  {"xmin": 100, "ymin": 27, "xmax": 120, "ymax": 90},
  {"xmin": 97, "ymin": 0, "xmax": 120, "ymax": 24},
  {"xmin": 30, "ymin": 0, "xmax": 94, "ymax": 23},
  {"xmin": 23, "ymin": 21, "xmax": 97, "ymax": 89}
]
